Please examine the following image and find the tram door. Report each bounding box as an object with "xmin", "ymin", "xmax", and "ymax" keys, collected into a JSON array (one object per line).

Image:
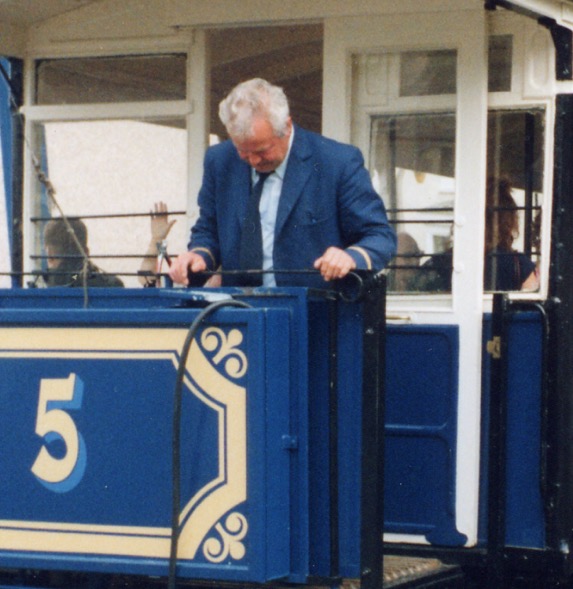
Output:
[
  {"xmin": 324, "ymin": 1, "xmax": 555, "ymax": 550},
  {"xmin": 323, "ymin": 6, "xmax": 488, "ymax": 547}
]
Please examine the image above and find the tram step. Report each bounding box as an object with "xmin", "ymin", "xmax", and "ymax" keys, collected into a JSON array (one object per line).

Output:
[
  {"xmin": 334, "ymin": 556, "xmax": 465, "ymax": 589},
  {"xmin": 382, "ymin": 556, "xmax": 464, "ymax": 587}
]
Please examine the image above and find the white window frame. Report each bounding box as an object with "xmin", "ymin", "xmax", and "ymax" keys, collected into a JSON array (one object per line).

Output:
[
  {"xmin": 18, "ymin": 32, "xmax": 208, "ymax": 284},
  {"xmin": 323, "ymin": 7, "xmax": 488, "ymax": 547},
  {"xmin": 485, "ymin": 8, "xmax": 556, "ymax": 306}
]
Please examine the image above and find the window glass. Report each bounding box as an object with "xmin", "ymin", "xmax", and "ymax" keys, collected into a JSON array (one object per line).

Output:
[
  {"xmin": 485, "ymin": 109, "xmax": 544, "ymax": 292},
  {"xmin": 208, "ymin": 24, "xmax": 323, "ymax": 138},
  {"xmin": 35, "ymin": 55, "xmax": 187, "ymax": 104},
  {"xmin": 370, "ymin": 113, "xmax": 456, "ymax": 293},
  {"xmin": 30, "ymin": 119, "xmax": 188, "ymax": 287},
  {"xmin": 399, "ymin": 50, "xmax": 456, "ymax": 97},
  {"xmin": 488, "ymin": 35, "xmax": 513, "ymax": 93},
  {"xmin": 351, "ymin": 48, "xmax": 457, "ymax": 294}
]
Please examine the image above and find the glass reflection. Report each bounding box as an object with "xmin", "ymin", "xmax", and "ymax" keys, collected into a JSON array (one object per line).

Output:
[
  {"xmin": 31, "ymin": 119, "xmax": 188, "ymax": 287},
  {"xmin": 370, "ymin": 113, "xmax": 456, "ymax": 293}
]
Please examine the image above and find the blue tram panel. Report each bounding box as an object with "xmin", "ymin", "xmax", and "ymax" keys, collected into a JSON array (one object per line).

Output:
[
  {"xmin": 0, "ymin": 288, "xmax": 365, "ymax": 584},
  {"xmin": 0, "ymin": 302, "xmax": 290, "ymax": 581},
  {"xmin": 481, "ymin": 312, "xmax": 545, "ymax": 549},
  {"xmin": 385, "ymin": 325, "xmax": 466, "ymax": 546},
  {"xmin": 384, "ymin": 313, "xmax": 546, "ymax": 552}
]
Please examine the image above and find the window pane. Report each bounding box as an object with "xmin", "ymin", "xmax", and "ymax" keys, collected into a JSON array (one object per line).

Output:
[
  {"xmin": 36, "ymin": 55, "xmax": 186, "ymax": 104},
  {"xmin": 208, "ymin": 24, "xmax": 323, "ymax": 138},
  {"xmin": 400, "ymin": 50, "xmax": 456, "ymax": 97},
  {"xmin": 30, "ymin": 119, "xmax": 188, "ymax": 287},
  {"xmin": 370, "ymin": 113, "xmax": 456, "ymax": 293},
  {"xmin": 485, "ymin": 109, "xmax": 544, "ymax": 292},
  {"xmin": 488, "ymin": 35, "xmax": 512, "ymax": 92}
]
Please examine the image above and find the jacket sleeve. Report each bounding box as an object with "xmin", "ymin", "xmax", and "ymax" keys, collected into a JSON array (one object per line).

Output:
[
  {"xmin": 187, "ymin": 148, "xmax": 220, "ymax": 271},
  {"xmin": 337, "ymin": 146, "xmax": 397, "ymax": 271}
]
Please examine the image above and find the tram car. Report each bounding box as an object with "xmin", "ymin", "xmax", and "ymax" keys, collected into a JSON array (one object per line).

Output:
[{"xmin": 1, "ymin": 1, "xmax": 573, "ymax": 588}]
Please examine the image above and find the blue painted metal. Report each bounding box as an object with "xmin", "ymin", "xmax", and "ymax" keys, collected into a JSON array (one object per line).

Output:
[
  {"xmin": 238, "ymin": 289, "xmax": 368, "ymax": 582},
  {"xmin": 384, "ymin": 324, "xmax": 466, "ymax": 545},
  {"xmin": 0, "ymin": 286, "xmax": 369, "ymax": 585},
  {"xmin": 0, "ymin": 297, "xmax": 289, "ymax": 581},
  {"xmin": 480, "ymin": 311, "xmax": 545, "ymax": 549},
  {"xmin": 336, "ymin": 300, "xmax": 365, "ymax": 573}
]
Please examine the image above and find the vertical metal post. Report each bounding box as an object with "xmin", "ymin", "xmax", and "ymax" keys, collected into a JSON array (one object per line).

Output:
[
  {"xmin": 9, "ymin": 58, "xmax": 23, "ymax": 287},
  {"xmin": 360, "ymin": 275, "xmax": 386, "ymax": 589},
  {"xmin": 486, "ymin": 292, "xmax": 509, "ymax": 588},
  {"xmin": 523, "ymin": 112, "xmax": 535, "ymax": 254},
  {"xmin": 328, "ymin": 298, "xmax": 340, "ymax": 580},
  {"xmin": 546, "ymin": 94, "xmax": 573, "ymax": 569}
]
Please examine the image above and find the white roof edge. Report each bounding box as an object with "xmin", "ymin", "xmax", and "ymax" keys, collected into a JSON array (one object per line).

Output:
[{"xmin": 509, "ymin": 0, "xmax": 573, "ymax": 29}]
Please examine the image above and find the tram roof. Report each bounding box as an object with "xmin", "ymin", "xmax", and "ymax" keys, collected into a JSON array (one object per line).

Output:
[{"xmin": 0, "ymin": 0, "xmax": 572, "ymax": 59}]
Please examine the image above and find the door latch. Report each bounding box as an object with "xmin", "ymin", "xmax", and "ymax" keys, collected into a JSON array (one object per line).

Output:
[{"xmin": 487, "ymin": 335, "xmax": 502, "ymax": 359}]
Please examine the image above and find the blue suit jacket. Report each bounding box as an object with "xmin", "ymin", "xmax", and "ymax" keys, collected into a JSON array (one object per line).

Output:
[{"xmin": 189, "ymin": 125, "xmax": 396, "ymax": 288}]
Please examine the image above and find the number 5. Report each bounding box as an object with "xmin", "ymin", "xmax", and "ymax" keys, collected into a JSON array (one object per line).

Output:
[{"xmin": 31, "ymin": 373, "xmax": 87, "ymax": 492}]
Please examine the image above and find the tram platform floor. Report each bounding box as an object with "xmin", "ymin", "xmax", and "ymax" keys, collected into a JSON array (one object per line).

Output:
[
  {"xmin": 0, "ymin": 557, "xmax": 465, "ymax": 589},
  {"xmin": 321, "ymin": 556, "xmax": 464, "ymax": 589}
]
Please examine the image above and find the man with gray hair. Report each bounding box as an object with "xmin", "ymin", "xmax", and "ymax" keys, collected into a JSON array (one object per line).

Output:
[{"xmin": 169, "ymin": 78, "xmax": 396, "ymax": 288}]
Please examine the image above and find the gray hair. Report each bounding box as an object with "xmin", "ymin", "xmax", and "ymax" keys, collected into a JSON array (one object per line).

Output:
[{"xmin": 218, "ymin": 78, "xmax": 290, "ymax": 140}]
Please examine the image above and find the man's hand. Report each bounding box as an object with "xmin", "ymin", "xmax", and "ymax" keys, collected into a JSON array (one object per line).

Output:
[
  {"xmin": 313, "ymin": 247, "xmax": 356, "ymax": 281},
  {"xmin": 168, "ymin": 251, "xmax": 207, "ymax": 286}
]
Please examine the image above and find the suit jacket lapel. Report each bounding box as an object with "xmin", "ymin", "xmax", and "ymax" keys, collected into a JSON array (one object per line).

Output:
[
  {"xmin": 234, "ymin": 160, "xmax": 253, "ymax": 226},
  {"xmin": 275, "ymin": 126, "xmax": 312, "ymax": 238}
]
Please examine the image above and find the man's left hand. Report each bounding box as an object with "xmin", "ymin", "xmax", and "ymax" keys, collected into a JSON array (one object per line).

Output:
[{"xmin": 314, "ymin": 247, "xmax": 357, "ymax": 281}]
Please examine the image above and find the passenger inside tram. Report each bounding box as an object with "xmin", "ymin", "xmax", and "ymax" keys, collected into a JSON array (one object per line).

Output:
[
  {"xmin": 138, "ymin": 200, "xmax": 176, "ymax": 287},
  {"xmin": 138, "ymin": 201, "xmax": 222, "ymax": 288},
  {"xmin": 410, "ymin": 177, "xmax": 538, "ymax": 293},
  {"xmin": 483, "ymin": 176, "xmax": 539, "ymax": 291},
  {"xmin": 42, "ymin": 218, "xmax": 124, "ymax": 288},
  {"xmin": 388, "ymin": 232, "xmax": 423, "ymax": 292}
]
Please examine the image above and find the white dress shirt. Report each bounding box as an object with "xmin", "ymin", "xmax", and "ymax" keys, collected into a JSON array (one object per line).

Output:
[{"xmin": 253, "ymin": 128, "xmax": 294, "ymax": 287}]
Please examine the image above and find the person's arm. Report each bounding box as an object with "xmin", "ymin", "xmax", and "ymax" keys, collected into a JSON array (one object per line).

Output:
[
  {"xmin": 314, "ymin": 146, "xmax": 396, "ymax": 279},
  {"xmin": 516, "ymin": 253, "xmax": 539, "ymax": 292},
  {"xmin": 521, "ymin": 268, "xmax": 540, "ymax": 291},
  {"xmin": 138, "ymin": 201, "xmax": 176, "ymax": 286},
  {"xmin": 169, "ymin": 148, "xmax": 222, "ymax": 286}
]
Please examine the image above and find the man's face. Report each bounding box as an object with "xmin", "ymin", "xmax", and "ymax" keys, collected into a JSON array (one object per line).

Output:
[{"xmin": 232, "ymin": 116, "xmax": 292, "ymax": 173}]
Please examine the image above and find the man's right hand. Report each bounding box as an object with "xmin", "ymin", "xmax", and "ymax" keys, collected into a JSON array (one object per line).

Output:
[{"xmin": 168, "ymin": 251, "xmax": 207, "ymax": 286}]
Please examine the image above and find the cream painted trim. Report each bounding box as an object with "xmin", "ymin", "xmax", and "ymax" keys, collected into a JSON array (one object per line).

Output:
[
  {"xmin": 347, "ymin": 246, "xmax": 372, "ymax": 270},
  {"xmin": 27, "ymin": 35, "xmax": 193, "ymax": 60},
  {"xmin": 21, "ymin": 101, "xmax": 191, "ymax": 122},
  {"xmin": 0, "ymin": 327, "xmax": 247, "ymax": 562},
  {"xmin": 186, "ymin": 29, "xmax": 209, "ymax": 232},
  {"xmin": 166, "ymin": 0, "xmax": 476, "ymax": 28},
  {"xmin": 191, "ymin": 247, "xmax": 217, "ymax": 268}
]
